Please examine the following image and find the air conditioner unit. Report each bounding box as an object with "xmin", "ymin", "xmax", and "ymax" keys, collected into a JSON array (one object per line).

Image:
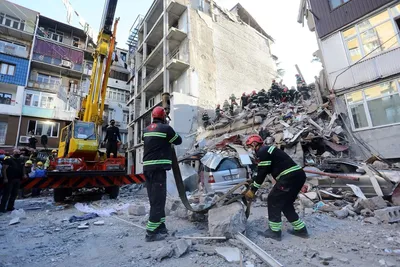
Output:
[
  {"xmin": 19, "ymin": 136, "xmax": 30, "ymax": 144},
  {"xmin": 61, "ymin": 60, "xmax": 72, "ymax": 68}
]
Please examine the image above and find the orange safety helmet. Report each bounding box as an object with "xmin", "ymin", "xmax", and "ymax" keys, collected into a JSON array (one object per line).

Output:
[
  {"xmin": 246, "ymin": 134, "xmax": 264, "ymax": 146},
  {"xmin": 152, "ymin": 106, "xmax": 166, "ymax": 120}
]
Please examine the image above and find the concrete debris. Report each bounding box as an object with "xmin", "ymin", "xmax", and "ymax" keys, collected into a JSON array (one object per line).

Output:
[
  {"xmin": 208, "ymin": 202, "xmax": 247, "ymax": 239},
  {"xmin": 128, "ymin": 205, "xmax": 146, "ymax": 216},
  {"xmin": 374, "ymin": 207, "xmax": 400, "ymax": 223},
  {"xmin": 363, "ymin": 217, "xmax": 380, "ymax": 225},
  {"xmin": 215, "ymin": 247, "xmax": 241, "ymax": 263},
  {"xmin": 93, "ymin": 220, "xmax": 105, "ymax": 226},
  {"xmin": 154, "ymin": 246, "xmax": 174, "ymax": 262},
  {"xmin": 9, "ymin": 217, "xmax": 20, "ymax": 226},
  {"xmin": 359, "ymin": 196, "xmax": 387, "ymax": 211},
  {"xmin": 318, "ymin": 252, "xmax": 333, "ymax": 261},
  {"xmin": 299, "ymin": 194, "xmax": 314, "ymax": 208},
  {"xmin": 333, "ymin": 208, "xmax": 349, "ymax": 219},
  {"xmin": 77, "ymin": 223, "xmax": 89, "ymax": 230},
  {"xmin": 193, "ymin": 245, "xmax": 217, "ymax": 256},
  {"xmin": 187, "ymin": 210, "xmax": 207, "ymax": 222},
  {"xmin": 360, "ymin": 209, "xmax": 374, "ymax": 217},
  {"xmin": 173, "ymin": 239, "xmax": 191, "ymax": 258}
]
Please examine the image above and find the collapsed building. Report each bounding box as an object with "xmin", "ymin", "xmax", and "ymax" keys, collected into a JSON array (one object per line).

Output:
[{"xmin": 126, "ymin": 0, "xmax": 278, "ymax": 174}]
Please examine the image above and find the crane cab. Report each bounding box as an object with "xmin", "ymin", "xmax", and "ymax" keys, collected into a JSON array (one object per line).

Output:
[{"xmin": 58, "ymin": 121, "xmax": 98, "ymax": 161}]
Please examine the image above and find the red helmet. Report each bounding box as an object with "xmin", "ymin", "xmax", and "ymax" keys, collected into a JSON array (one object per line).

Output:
[
  {"xmin": 252, "ymin": 90, "xmax": 256, "ymax": 95},
  {"xmin": 272, "ymin": 80, "xmax": 276, "ymax": 83},
  {"xmin": 152, "ymin": 106, "xmax": 166, "ymax": 120},
  {"xmin": 242, "ymin": 92, "xmax": 246, "ymax": 96},
  {"xmin": 246, "ymin": 134, "xmax": 264, "ymax": 146},
  {"xmin": 217, "ymin": 104, "xmax": 220, "ymax": 108}
]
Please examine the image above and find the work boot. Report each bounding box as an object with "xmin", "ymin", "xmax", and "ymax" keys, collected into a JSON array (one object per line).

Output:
[
  {"xmin": 145, "ymin": 231, "xmax": 166, "ymax": 242},
  {"xmin": 259, "ymin": 228, "xmax": 282, "ymax": 241},
  {"xmin": 157, "ymin": 223, "xmax": 169, "ymax": 235},
  {"xmin": 288, "ymin": 226, "xmax": 309, "ymax": 239}
]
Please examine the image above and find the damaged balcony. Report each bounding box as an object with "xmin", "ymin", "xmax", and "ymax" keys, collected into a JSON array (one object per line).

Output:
[
  {"xmin": 167, "ymin": 0, "xmax": 187, "ymax": 18},
  {"xmin": 143, "ymin": 63, "xmax": 164, "ymax": 95},
  {"xmin": 143, "ymin": 39, "xmax": 163, "ymax": 68},
  {"xmin": 167, "ymin": 48, "xmax": 189, "ymax": 80}
]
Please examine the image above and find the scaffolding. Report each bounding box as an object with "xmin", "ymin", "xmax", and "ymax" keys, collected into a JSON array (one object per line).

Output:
[{"xmin": 126, "ymin": 14, "xmax": 143, "ymax": 55}]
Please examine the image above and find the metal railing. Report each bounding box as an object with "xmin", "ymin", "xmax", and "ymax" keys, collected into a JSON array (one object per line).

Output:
[
  {"xmin": 27, "ymin": 80, "xmax": 61, "ymax": 91},
  {"xmin": 0, "ymin": 40, "xmax": 28, "ymax": 58},
  {"xmin": 143, "ymin": 62, "xmax": 163, "ymax": 86}
]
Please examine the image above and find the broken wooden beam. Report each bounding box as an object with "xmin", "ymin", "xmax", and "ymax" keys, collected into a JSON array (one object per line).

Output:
[{"xmin": 235, "ymin": 232, "xmax": 283, "ymax": 267}]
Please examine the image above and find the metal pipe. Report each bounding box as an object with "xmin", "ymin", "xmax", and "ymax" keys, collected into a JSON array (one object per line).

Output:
[
  {"xmin": 304, "ymin": 169, "xmax": 360, "ymax": 181},
  {"xmin": 15, "ymin": 14, "xmax": 40, "ymax": 147}
]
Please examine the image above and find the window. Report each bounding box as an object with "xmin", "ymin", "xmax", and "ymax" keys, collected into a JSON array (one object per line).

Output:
[
  {"xmin": 27, "ymin": 120, "xmax": 60, "ymax": 137},
  {"xmin": 25, "ymin": 92, "xmax": 55, "ymax": 109},
  {"xmin": 0, "ymin": 92, "xmax": 12, "ymax": 105},
  {"xmin": 109, "ymin": 70, "xmax": 129, "ymax": 81},
  {"xmin": 72, "ymin": 37, "xmax": 80, "ymax": 48},
  {"xmin": 330, "ymin": 0, "xmax": 350, "ymax": 9},
  {"xmin": 217, "ymin": 159, "xmax": 241, "ymax": 171},
  {"xmin": 0, "ymin": 13, "xmax": 25, "ymax": 31},
  {"xmin": 37, "ymin": 73, "xmax": 61, "ymax": 85},
  {"xmin": 108, "ymin": 109, "xmax": 115, "ymax": 120},
  {"xmin": 123, "ymin": 112, "xmax": 129, "ymax": 124},
  {"xmin": 346, "ymin": 79, "xmax": 400, "ymax": 130},
  {"xmin": 120, "ymin": 52, "xmax": 127, "ymax": 63},
  {"xmin": 47, "ymin": 28, "xmax": 63, "ymax": 43},
  {"xmin": 74, "ymin": 121, "xmax": 96, "ymax": 140},
  {"xmin": 343, "ymin": 8, "xmax": 400, "ymax": 63},
  {"xmin": 0, "ymin": 122, "xmax": 7, "ymax": 144},
  {"xmin": 0, "ymin": 62, "xmax": 15, "ymax": 75}
]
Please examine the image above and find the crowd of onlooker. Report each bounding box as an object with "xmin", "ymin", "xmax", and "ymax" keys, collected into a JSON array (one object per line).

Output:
[{"xmin": 0, "ymin": 148, "xmax": 57, "ymax": 213}]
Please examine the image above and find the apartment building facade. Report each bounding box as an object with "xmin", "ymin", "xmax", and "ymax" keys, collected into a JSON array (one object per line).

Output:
[
  {"xmin": 0, "ymin": 1, "xmax": 36, "ymax": 148},
  {"xmin": 299, "ymin": 0, "xmax": 400, "ymax": 159},
  {"xmin": 127, "ymin": 0, "xmax": 277, "ymax": 174}
]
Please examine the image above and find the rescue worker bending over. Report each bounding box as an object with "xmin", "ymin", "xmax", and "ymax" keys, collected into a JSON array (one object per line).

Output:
[
  {"xmin": 143, "ymin": 106, "xmax": 182, "ymax": 242},
  {"xmin": 104, "ymin": 119, "xmax": 121, "ymax": 158},
  {"xmin": 245, "ymin": 134, "xmax": 308, "ymax": 241}
]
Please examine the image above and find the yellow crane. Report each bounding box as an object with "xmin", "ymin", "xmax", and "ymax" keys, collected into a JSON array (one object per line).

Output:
[{"xmin": 58, "ymin": 0, "xmax": 119, "ymax": 161}]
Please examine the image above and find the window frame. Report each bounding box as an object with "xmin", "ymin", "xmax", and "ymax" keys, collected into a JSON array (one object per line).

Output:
[
  {"xmin": 0, "ymin": 121, "xmax": 7, "ymax": 144},
  {"xmin": 345, "ymin": 78, "xmax": 400, "ymax": 131},
  {"xmin": 342, "ymin": 6, "xmax": 400, "ymax": 64},
  {"xmin": 27, "ymin": 120, "xmax": 60, "ymax": 138},
  {"xmin": 0, "ymin": 92, "xmax": 12, "ymax": 105},
  {"xmin": 0, "ymin": 62, "xmax": 16, "ymax": 76},
  {"xmin": 329, "ymin": 0, "xmax": 350, "ymax": 10},
  {"xmin": 0, "ymin": 13, "xmax": 25, "ymax": 31},
  {"xmin": 24, "ymin": 91, "xmax": 56, "ymax": 109}
]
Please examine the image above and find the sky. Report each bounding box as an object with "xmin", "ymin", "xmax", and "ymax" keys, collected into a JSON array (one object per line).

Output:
[{"xmin": 10, "ymin": 0, "xmax": 322, "ymax": 87}]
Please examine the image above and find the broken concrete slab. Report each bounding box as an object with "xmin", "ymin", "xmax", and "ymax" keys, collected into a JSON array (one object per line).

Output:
[
  {"xmin": 363, "ymin": 217, "xmax": 380, "ymax": 225},
  {"xmin": 193, "ymin": 244, "xmax": 216, "ymax": 256},
  {"xmin": 318, "ymin": 252, "xmax": 333, "ymax": 261},
  {"xmin": 208, "ymin": 202, "xmax": 246, "ymax": 239},
  {"xmin": 165, "ymin": 198, "xmax": 182, "ymax": 216},
  {"xmin": 9, "ymin": 217, "xmax": 20, "ymax": 226},
  {"xmin": 374, "ymin": 207, "xmax": 400, "ymax": 223},
  {"xmin": 128, "ymin": 205, "xmax": 146, "ymax": 216},
  {"xmin": 361, "ymin": 209, "xmax": 374, "ymax": 217},
  {"xmin": 93, "ymin": 220, "xmax": 105, "ymax": 226},
  {"xmin": 215, "ymin": 247, "xmax": 241, "ymax": 263},
  {"xmin": 333, "ymin": 208, "xmax": 349, "ymax": 219},
  {"xmin": 173, "ymin": 239, "xmax": 191, "ymax": 258},
  {"xmin": 359, "ymin": 196, "xmax": 387, "ymax": 211},
  {"xmin": 154, "ymin": 246, "xmax": 174, "ymax": 262},
  {"xmin": 187, "ymin": 210, "xmax": 206, "ymax": 222}
]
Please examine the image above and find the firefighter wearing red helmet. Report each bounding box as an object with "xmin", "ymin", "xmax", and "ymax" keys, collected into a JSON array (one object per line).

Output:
[
  {"xmin": 143, "ymin": 106, "xmax": 182, "ymax": 242},
  {"xmin": 245, "ymin": 134, "xmax": 308, "ymax": 241}
]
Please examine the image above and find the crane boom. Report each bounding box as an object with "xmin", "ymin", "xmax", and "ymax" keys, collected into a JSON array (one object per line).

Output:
[{"xmin": 80, "ymin": 0, "xmax": 119, "ymax": 126}]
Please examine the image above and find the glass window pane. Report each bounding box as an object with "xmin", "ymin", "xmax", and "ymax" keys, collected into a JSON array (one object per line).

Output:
[
  {"xmin": 33, "ymin": 95, "xmax": 39, "ymax": 106},
  {"xmin": 0, "ymin": 122, "xmax": 7, "ymax": 144},
  {"xmin": 359, "ymin": 11, "xmax": 390, "ymax": 32},
  {"xmin": 7, "ymin": 65, "xmax": 14, "ymax": 75},
  {"xmin": 27, "ymin": 121, "xmax": 36, "ymax": 135},
  {"xmin": 1, "ymin": 64, "xmax": 7, "ymax": 74},
  {"xmin": 375, "ymin": 21, "xmax": 398, "ymax": 52},
  {"xmin": 40, "ymin": 96, "xmax": 47, "ymax": 108},
  {"xmin": 368, "ymin": 94, "xmax": 400, "ymax": 126},
  {"xmin": 391, "ymin": 4, "xmax": 400, "ymax": 17},
  {"xmin": 346, "ymin": 37, "xmax": 362, "ymax": 62},
  {"xmin": 52, "ymin": 123, "xmax": 59, "ymax": 137},
  {"xmin": 25, "ymin": 93, "xmax": 32, "ymax": 105},
  {"xmin": 36, "ymin": 122, "xmax": 43, "ymax": 135},
  {"xmin": 365, "ymin": 82, "xmax": 397, "ymax": 99},
  {"xmin": 343, "ymin": 27, "xmax": 357, "ymax": 39},
  {"xmin": 361, "ymin": 28, "xmax": 382, "ymax": 55},
  {"xmin": 346, "ymin": 91, "xmax": 364, "ymax": 104},
  {"xmin": 350, "ymin": 103, "xmax": 369, "ymax": 129},
  {"xmin": 12, "ymin": 21, "xmax": 18, "ymax": 29}
]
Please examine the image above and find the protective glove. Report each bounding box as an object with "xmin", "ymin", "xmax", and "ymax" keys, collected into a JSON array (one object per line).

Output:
[{"xmin": 244, "ymin": 189, "xmax": 256, "ymax": 201}]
